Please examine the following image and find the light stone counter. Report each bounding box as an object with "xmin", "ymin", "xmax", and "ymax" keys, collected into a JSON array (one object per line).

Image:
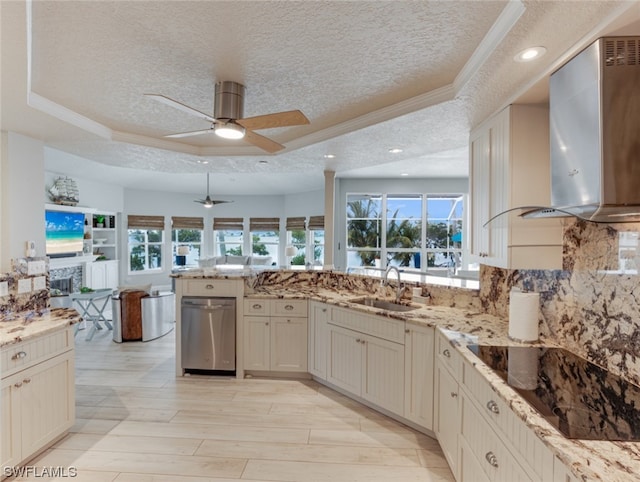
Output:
[{"xmin": 0, "ymin": 308, "xmax": 82, "ymax": 347}]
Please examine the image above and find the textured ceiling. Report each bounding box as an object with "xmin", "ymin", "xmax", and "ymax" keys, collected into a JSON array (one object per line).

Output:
[{"xmin": 2, "ymin": 0, "xmax": 639, "ymax": 195}]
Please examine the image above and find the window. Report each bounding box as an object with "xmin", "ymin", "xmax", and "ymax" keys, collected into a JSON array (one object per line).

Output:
[
  {"xmin": 386, "ymin": 194, "xmax": 422, "ymax": 269},
  {"xmin": 171, "ymin": 216, "xmax": 203, "ymax": 268},
  {"xmin": 308, "ymin": 215, "xmax": 325, "ymax": 268},
  {"xmin": 127, "ymin": 215, "xmax": 165, "ymax": 272},
  {"xmin": 250, "ymin": 217, "xmax": 280, "ymax": 266},
  {"xmin": 346, "ymin": 193, "xmax": 466, "ymax": 277},
  {"xmin": 213, "ymin": 218, "xmax": 244, "ymax": 256},
  {"xmin": 346, "ymin": 194, "xmax": 382, "ymax": 267},
  {"xmin": 426, "ymin": 194, "xmax": 464, "ymax": 273},
  {"xmin": 286, "ymin": 217, "xmax": 306, "ymax": 267}
]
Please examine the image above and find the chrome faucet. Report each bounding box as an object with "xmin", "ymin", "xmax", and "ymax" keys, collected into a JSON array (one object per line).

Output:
[{"xmin": 384, "ymin": 265, "xmax": 402, "ymax": 302}]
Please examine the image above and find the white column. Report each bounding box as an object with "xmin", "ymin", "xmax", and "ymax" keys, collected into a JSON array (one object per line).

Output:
[{"xmin": 323, "ymin": 170, "xmax": 335, "ymax": 269}]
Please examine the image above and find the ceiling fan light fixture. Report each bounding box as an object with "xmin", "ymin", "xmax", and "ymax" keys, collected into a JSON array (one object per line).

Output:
[{"xmin": 215, "ymin": 122, "xmax": 245, "ymax": 140}]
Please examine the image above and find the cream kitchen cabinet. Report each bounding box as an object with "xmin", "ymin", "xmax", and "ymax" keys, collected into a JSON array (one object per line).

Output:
[
  {"xmin": 327, "ymin": 306, "xmax": 405, "ymax": 415},
  {"xmin": 1, "ymin": 327, "xmax": 75, "ymax": 474},
  {"xmin": 244, "ymin": 298, "xmax": 308, "ymax": 373},
  {"xmin": 469, "ymin": 104, "xmax": 562, "ymax": 269},
  {"xmin": 404, "ymin": 323, "xmax": 435, "ymax": 430},
  {"xmin": 308, "ymin": 301, "xmax": 329, "ymax": 379},
  {"xmin": 553, "ymin": 456, "xmax": 579, "ymax": 482},
  {"xmin": 85, "ymin": 259, "xmax": 119, "ymax": 290},
  {"xmin": 434, "ymin": 333, "xmax": 462, "ymax": 481}
]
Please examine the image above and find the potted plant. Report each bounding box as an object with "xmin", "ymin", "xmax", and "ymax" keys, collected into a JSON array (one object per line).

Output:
[{"xmin": 95, "ymin": 215, "xmax": 105, "ymax": 228}]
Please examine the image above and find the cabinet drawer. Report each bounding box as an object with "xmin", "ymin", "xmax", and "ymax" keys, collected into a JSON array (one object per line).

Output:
[
  {"xmin": 461, "ymin": 395, "xmax": 532, "ymax": 482},
  {"xmin": 329, "ymin": 306, "xmax": 404, "ymax": 344},
  {"xmin": 436, "ymin": 331, "xmax": 461, "ymax": 377},
  {"xmin": 271, "ymin": 299, "xmax": 307, "ymax": 317},
  {"xmin": 244, "ymin": 298, "xmax": 269, "ymax": 316},
  {"xmin": 462, "ymin": 359, "xmax": 552, "ymax": 481},
  {"xmin": 1, "ymin": 327, "xmax": 72, "ymax": 378},
  {"xmin": 183, "ymin": 279, "xmax": 238, "ymax": 297}
]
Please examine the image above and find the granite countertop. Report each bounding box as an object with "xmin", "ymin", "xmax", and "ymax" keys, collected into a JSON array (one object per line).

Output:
[
  {"xmin": 246, "ymin": 285, "xmax": 636, "ymax": 482},
  {"xmin": 0, "ymin": 308, "xmax": 82, "ymax": 348}
]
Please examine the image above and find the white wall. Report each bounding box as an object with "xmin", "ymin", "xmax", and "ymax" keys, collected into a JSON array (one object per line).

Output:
[
  {"xmin": 120, "ymin": 187, "xmax": 325, "ymax": 287},
  {"xmin": 0, "ymin": 132, "xmax": 45, "ymax": 270},
  {"xmin": 333, "ymin": 177, "xmax": 469, "ymax": 271}
]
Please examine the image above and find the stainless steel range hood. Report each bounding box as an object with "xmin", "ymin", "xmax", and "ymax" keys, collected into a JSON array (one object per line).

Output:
[{"xmin": 523, "ymin": 36, "xmax": 640, "ymax": 223}]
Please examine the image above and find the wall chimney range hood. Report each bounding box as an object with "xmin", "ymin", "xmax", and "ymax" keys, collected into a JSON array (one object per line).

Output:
[{"xmin": 522, "ymin": 36, "xmax": 640, "ymax": 223}]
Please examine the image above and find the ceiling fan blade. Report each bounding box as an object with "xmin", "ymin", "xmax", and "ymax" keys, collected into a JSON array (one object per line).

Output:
[
  {"xmin": 243, "ymin": 130, "xmax": 285, "ymax": 153},
  {"xmin": 236, "ymin": 110, "xmax": 309, "ymax": 130},
  {"xmin": 165, "ymin": 128, "xmax": 214, "ymax": 138},
  {"xmin": 145, "ymin": 93, "xmax": 216, "ymax": 122},
  {"xmin": 210, "ymin": 200, "xmax": 233, "ymax": 205}
]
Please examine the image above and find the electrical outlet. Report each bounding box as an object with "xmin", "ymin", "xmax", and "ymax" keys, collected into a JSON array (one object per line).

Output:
[
  {"xmin": 0, "ymin": 281, "xmax": 8, "ymax": 297},
  {"xmin": 27, "ymin": 260, "xmax": 46, "ymax": 275},
  {"xmin": 18, "ymin": 278, "xmax": 32, "ymax": 294},
  {"xmin": 33, "ymin": 276, "xmax": 46, "ymax": 291}
]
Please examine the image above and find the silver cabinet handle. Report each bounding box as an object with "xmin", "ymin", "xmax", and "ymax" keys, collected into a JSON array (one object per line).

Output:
[
  {"xmin": 12, "ymin": 351, "xmax": 27, "ymax": 360},
  {"xmin": 286, "ymin": 319, "xmax": 291, "ymax": 323},
  {"xmin": 284, "ymin": 304, "xmax": 294, "ymax": 311},
  {"xmin": 486, "ymin": 400, "xmax": 500, "ymax": 414},
  {"xmin": 450, "ymin": 392, "xmax": 458, "ymax": 398},
  {"xmin": 361, "ymin": 340, "xmax": 365, "ymax": 344},
  {"xmin": 14, "ymin": 382, "xmax": 23, "ymax": 388},
  {"xmin": 405, "ymin": 329, "xmax": 410, "ymax": 334},
  {"xmin": 252, "ymin": 303, "xmax": 262, "ymax": 309},
  {"xmin": 443, "ymin": 349, "xmax": 451, "ymax": 358},
  {"xmin": 485, "ymin": 451, "xmax": 498, "ymax": 468},
  {"xmin": 205, "ymin": 284, "xmax": 214, "ymax": 289},
  {"xmin": 265, "ymin": 322, "xmax": 269, "ymax": 326},
  {"xmin": 322, "ymin": 308, "xmax": 327, "ymax": 312},
  {"xmin": 356, "ymin": 338, "xmax": 361, "ymax": 343},
  {"xmin": 23, "ymin": 378, "xmax": 31, "ymax": 384}
]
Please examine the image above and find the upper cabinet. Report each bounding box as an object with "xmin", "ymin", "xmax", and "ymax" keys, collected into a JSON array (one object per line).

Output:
[{"xmin": 469, "ymin": 104, "xmax": 562, "ymax": 269}]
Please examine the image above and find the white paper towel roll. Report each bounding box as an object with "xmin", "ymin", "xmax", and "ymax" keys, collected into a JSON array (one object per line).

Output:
[{"xmin": 508, "ymin": 290, "xmax": 540, "ymax": 342}]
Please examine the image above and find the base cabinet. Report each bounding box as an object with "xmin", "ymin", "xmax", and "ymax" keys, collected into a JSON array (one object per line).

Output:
[
  {"xmin": 1, "ymin": 328, "xmax": 75, "ymax": 474},
  {"xmin": 85, "ymin": 260, "xmax": 119, "ymax": 290},
  {"xmin": 327, "ymin": 320, "xmax": 405, "ymax": 415},
  {"xmin": 435, "ymin": 362, "xmax": 460, "ymax": 478},
  {"xmin": 404, "ymin": 324, "xmax": 435, "ymax": 430},
  {"xmin": 308, "ymin": 301, "xmax": 329, "ymax": 379},
  {"xmin": 244, "ymin": 299, "xmax": 308, "ymax": 373}
]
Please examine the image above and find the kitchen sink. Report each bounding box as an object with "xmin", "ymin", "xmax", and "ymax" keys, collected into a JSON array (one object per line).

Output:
[{"xmin": 348, "ymin": 297, "xmax": 419, "ymax": 312}]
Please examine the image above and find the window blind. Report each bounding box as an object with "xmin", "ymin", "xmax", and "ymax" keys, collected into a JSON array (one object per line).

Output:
[
  {"xmin": 286, "ymin": 217, "xmax": 306, "ymax": 230},
  {"xmin": 308, "ymin": 215, "xmax": 325, "ymax": 230},
  {"xmin": 250, "ymin": 217, "xmax": 280, "ymax": 231},
  {"xmin": 171, "ymin": 216, "xmax": 204, "ymax": 230},
  {"xmin": 213, "ymin": 217, "xmax": 244, "ymax": 230},
  {"xmin": 127, "ymin": 215, "xmax": 165, "ymax": 230}
]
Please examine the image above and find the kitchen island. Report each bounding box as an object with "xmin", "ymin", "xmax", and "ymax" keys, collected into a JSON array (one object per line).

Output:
[{"xmin": 172, "ymin": 269, "xmax": 640, "ymax": 482}]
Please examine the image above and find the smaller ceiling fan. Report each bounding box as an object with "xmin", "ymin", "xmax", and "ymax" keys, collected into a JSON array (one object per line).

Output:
[
  {"xmin": 146, "ymin": 81, "xmax": 309, "ymax": 153},
  {"xmin": 195, "ymin": 173, "xmax": 231, "ymax": 209}
]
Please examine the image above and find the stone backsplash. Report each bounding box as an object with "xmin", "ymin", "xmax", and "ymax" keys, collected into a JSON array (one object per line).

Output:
[
  {"xmin": 481, "ymin": 219, "xmax": 640, "ymax": 385},
  {"xmin": 0, "ymin": 257, "xmax": 50, "ymax": 318}
]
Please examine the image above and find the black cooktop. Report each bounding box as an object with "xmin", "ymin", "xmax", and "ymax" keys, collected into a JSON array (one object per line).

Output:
[{"xmin": 467, "ymin": 345, "xmax": 640, "ymax": 441}]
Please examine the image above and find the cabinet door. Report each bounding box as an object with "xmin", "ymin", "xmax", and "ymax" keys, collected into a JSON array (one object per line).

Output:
[
  {"xmin": 435, "ymin": 364, "xmax": 460, "ymax": 479},
  {"xmin": 270, "ymin": 317, "xmax": 307, "ymax": 372},
  {"xmin": 362, "ymin": 334, "xmax": 405, "ymax": 415},
  {"xmin": 1, "ymin": 378, "xmax": 20, "ymax": 468},
  {"xmin": 308, "ymin": 302, "xmax": 328, "ymax": 379},
  {"xmin": 87, "ymin": 262, "xmax": 107, "ymax": 290},
  {"xmin": 104, "ymin": 260, "xmax": 119, "ymax": 290},
  {"xmin": 404, "ymin": 324, "xmax": 435, "ymax": 430},
  {"xmin": 245, "ymin": 316, "xmax": 270, "ymax": 370},
  {"xmin": 20, "ymin": 352, "xmax": 75, "ymax": 460},
  {"xmin": 470, "ymin": 128, "xmax": 491, "ymax": 261},
  {"xmin": 327, "ymin": 325, "xmax": 362, "ymax": 396},
  {"xmin": 459, "ymin": 436, "xmax": 490, "ymax": 482},
  {"xmin": 488, "ymin": 108, "xmax": 510, "ymax": 267}
]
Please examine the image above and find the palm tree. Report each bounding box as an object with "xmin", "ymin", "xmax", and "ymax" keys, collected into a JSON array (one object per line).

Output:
[
  {"xmin": 386, "ymin": 212, "xmax": 421, "ymax": 266},
  {"xmin": 347, "ymin": 198, "xmax": 381, "ymax": 266}
]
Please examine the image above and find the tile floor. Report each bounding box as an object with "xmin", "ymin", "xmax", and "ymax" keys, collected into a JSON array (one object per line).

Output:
[{"xmin": 13, "ymin": 324, "xmax": 455, "ymax": 481}]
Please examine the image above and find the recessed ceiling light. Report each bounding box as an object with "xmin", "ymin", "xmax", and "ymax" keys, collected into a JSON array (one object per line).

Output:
[
  {"xmin": 514, "ymin": 46, "xmax": 547, "ymax": 62},
  {"xmin": 197, "ymin": 160, "xmax": 209, "ymax": 165},
  {"xmin": 389, "ymin": 148, "xmax": 403, "ymax": 154},
  {"xmin": 401, "ymin": 173, "xmax": 409, "ymax": 176},
  {"xmin": 324, "ymin": 154, "xmax": 336, "ymax": 159}
]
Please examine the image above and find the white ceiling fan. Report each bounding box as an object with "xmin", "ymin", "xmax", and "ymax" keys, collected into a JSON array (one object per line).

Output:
[
  {"xmin": 146, "ymin": 81, "xmax": 310, "ymax": 153},
  {"xmin": 194, "ymin": 173, "xmax": 231, "ymax": 208}
]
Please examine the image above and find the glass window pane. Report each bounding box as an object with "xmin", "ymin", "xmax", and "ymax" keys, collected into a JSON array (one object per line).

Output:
[
  {"xmin": 387, "ymin": 194, "xmax": 422, "ymax": 219},
  {"xmin": 347, "ymin": 249, "xmax": 380, "ymax": 267},
  {"xmin": 148, "ymin": 245, "xmax": 162, "ymax": 268},
  {"xmin": 128, "ymin": 230, "xmax": 145, "ymax": 243},
  {"xmin": 347, "ymin": 220, "xmax": 381, "ymax": 248},
  {"xmin": 130, "ymin": 246, "xmax": 146, "ymax": 271},
  {"xmin": 147, "ymin": 229, "xmax": 163, "ymax": 243}
]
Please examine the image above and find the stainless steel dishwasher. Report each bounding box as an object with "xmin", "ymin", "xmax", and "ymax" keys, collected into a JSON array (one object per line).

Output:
[{"xmin": 181, "ymin": 297, "xmax": 236, "ymax": 374}]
